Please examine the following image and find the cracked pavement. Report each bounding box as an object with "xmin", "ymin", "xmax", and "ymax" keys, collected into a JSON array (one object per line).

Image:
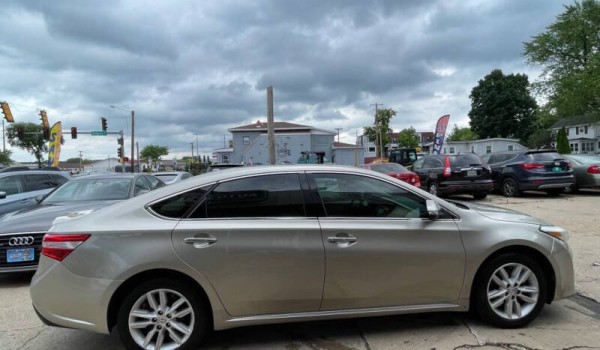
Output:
[{"xmin": 1, "ymin": 192, "xmax": 599, "ymax": 350}]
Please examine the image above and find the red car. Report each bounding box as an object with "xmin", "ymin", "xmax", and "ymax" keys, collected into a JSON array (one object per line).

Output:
[{"xmin": 364, "ymin": 162, "xmax": 421, "ymax": 188}]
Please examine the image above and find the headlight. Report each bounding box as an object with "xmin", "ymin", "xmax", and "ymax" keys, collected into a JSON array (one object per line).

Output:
[{"xmin": 539, "ymin": 225, "xmax": 569, "ymax": 241}]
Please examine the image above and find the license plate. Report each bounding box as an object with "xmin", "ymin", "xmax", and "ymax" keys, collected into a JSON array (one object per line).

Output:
[
  {"xmin": 552, "ymin": 167, "xmax": 562, "ymax": 172},
  {"xmin": 6, "ymin": 248, "xmax": 35, "ymax": 263},
  {"xmin": 467, "ymin": 170, "xmax": 477, "ymax": 177}
]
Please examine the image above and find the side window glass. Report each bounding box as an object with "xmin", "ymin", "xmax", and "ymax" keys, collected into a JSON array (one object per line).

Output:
[
  {"xmin": 151, "ymin": 186, "xmax": 211, "ymax": 219},
  {"xmin": 24, "ymin": 174, "xmax": 54, "ymax": 191},
  {"xmin": 0, "ymin": 175, "xmax": 23, "ymax": 195},
  {"xmin": 412, "ymin": 158, "xmax": 424, "ymax": 170},
  {"xmin": 205, "ymin": 174, "xmax": 304, "ymax": 218},
  {"xmin": 423, "ymin": 158, "xmax": 441, "ymax": 168},
  {"xmin": 134, "ymin": 177, "xmax": 152, "ymax": 196},
  {"xmin": 49, "ymin": 174, "xmax": 69, "ymax": 185},
  {"xmin": 146, "ymin": 175, "xmax": 162, "ymax": 189},
  {"xmin": 309, "ymin": 173, "xmax": 426, "ymax": 218}
]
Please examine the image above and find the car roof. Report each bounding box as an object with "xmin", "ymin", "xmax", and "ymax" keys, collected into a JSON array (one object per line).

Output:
[
  {"xmin": 75, "ymin": 173, "xmax": 141, "ymax": 180},
  {"xmin": 0, "ymin": 169, "xmax": 70, "ymax": 177}
]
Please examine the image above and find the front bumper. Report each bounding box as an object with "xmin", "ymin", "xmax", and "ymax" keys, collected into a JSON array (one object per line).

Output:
[
  {"xmin": 30, "ymin": 258, "xmax": 118, "ymax": 334},
  {"xmin": 550, "ymin": 238, "xmax": 576, "ymax": 301}
]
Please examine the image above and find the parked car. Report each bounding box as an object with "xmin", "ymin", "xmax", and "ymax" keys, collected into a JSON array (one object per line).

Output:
[
  {"xmin": 560, "ymin": 154, "xmax": 600, "ymax": 193},
  {"xmin": 0, "ymin": 170, "xmax": 71, "ymax": 216},
  {"xmin": 0, "ymin": 173, "xmax": 165, "ymax": 273},
  {"xmin": 363, "ymin": 162, "xmax": 421, "ymax": 187},
  {"xmin": 411, "ymin": 153, "xmax": 493, "ymax": 199},
  {"xmin": 31, "ymin": 165, "xmax": 574, "ymax": 350},
  {"xmin": 485, "ymin": 150, "xmax": 575, "ymax": 197},
  {"xmin": 206, "ymin": 163, "xmax": 245, "ymax": 171},
  {"xmin": 153, "ymin": 171, "xmax": 193, "ymax": 185}
]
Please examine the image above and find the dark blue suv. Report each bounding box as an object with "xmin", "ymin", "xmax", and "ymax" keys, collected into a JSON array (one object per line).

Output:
[{"xmin": 484, "ymin": 150, "xmax": 575, "ymax": 197}]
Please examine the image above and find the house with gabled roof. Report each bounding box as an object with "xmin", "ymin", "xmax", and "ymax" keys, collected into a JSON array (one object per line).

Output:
[
  {"xmin": 222, "ymin": 120, "xmax": 361, "ymax": 165},
  {"xmin": 550, "ymin": 114, "xmax": 600, "ymax": 154}
]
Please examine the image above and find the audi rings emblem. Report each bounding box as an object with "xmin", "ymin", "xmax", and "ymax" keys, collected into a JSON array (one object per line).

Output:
[{"xmin": 9, "ymin": 236, "xmax": 35, "ymax": 246}]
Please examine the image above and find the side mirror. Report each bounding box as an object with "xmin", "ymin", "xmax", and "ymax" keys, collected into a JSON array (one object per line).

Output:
[
  {"xmin": 0, "ymin": 191, "xmax": 6, "ymax": 199},
  {"xmin": 36, "ymin": 195, "xmax": 45, "ymax": 203},
  {"xmin": 426, "ymin": 199, "xmax": 440, "ymax": 219}
]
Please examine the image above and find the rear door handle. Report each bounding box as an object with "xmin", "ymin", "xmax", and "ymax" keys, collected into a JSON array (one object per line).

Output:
[
  {"xmin": 327, "ymin": 234, "xmax": 357, "ymax": 248},
  {"xmin": 184, "ymin": 236, "xmax": 217, "ymax": 249}
]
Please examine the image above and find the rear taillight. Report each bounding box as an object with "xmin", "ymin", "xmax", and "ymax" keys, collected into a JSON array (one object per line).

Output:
[
  {"xmin": 42, "ymin": 234, "xmax": 90, "ymax": 261},
  {"xmin": 566, "ymin": 162, "xmax": 572, "ymax": 170},
  {"xmin": 443, "ymin": 156, "xmax": 451, "ymax": 177},
  {"xmin": 520, "ymin": 163, "xmax": 545, "ymax": 170},
  {"xmin": 588, "ymin": 165, "xmax": 600, "ymax": 174}
]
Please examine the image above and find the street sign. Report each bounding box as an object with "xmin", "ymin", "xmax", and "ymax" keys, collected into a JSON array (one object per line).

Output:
[{"xmin": 91, "ymin": 131, "xmax": 107, "ymax": 136}]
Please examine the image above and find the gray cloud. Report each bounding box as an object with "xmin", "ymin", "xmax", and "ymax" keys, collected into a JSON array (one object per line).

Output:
[{"xmin": 0, "ymin": 0, "xmax": 566, "ymax": 162}]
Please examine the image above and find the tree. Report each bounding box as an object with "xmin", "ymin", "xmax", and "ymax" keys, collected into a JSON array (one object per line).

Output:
[
  {"xmin": 6, "ymin": 123, "xmax": 48, "ymax": 168},
  {"xmin": 468, "ymin": 69, "xmax": 538, "ymax": 143},
  {"xmin": 525, "ymin": 129, "xmax": 554, "ymax": 149},
  {"xmin": 140, "ymin": 145, "xmax": 169, "ymax": 165},
  {"xmin": 446, "ymin": 124, "xmax": 478, "ymax": 141},
  {"xmin": 556, "ymin": 127, "xmax": 571, "ymax": 154},
  {"xmin": 524, "ymin": 0, "xmax": 600, "ymax": 118},
  {"xmin": 396, "ymin": 127, "xmax": 420, "ymax": 148},
  {"xmin": 363, "ymin": 108, "xmax": 396, "ymax": 158},
  {"xmin": 0, "ymin": 150, "xmax": 12, "ymax": 166}
]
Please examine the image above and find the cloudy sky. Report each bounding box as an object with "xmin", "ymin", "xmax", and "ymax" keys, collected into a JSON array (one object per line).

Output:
[{"xmin": 1, "ymin": 0, "xmax": 566, "ymax": 163}]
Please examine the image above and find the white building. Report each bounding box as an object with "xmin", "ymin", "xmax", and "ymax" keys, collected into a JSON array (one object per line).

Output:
[
  {"xmin": 443, "ymin": 138, "xmax": 526, "ymax": 156},
  {"xmin": 550, "ymin": 115, "xmax": 600, "ymax": 154}
]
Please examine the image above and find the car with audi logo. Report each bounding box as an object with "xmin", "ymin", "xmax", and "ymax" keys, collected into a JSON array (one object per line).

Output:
[{"xmin": 0, "ymin": 173, "xmax": 164, "ymax": 273}]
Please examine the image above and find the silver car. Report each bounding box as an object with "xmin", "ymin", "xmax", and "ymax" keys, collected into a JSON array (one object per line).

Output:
[
  {"xmin": 30, "ymin": 165, "xmax": 575, "ymax": 350},
  {"xmin": 561, "ymin": 154, "xmax": 600, "ymax": 193}
]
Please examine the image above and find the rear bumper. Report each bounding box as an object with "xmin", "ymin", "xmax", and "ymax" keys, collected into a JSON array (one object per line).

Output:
[
  {"xmin": 519, "ymin": 176, "xmax": 575, "ymax": 191},
  {"xmin": 439, "ymin": 180, "xmax": 494, "ymax": 195}
]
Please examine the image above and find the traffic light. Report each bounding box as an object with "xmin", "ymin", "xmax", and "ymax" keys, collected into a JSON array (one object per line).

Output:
[
  {"xmin": 101, "ymin": 117, "xmax": 107, "ymax": 131},
  {"xmin": 117, "ymin": 147, "xmax": 123, "ymax": 158},
  {"xmin": 117, "ymin": 137, "xmax": 124, "ymax": 146},
  {"xmin": 1, "ymin": 102, "xmax": 14, "ymax": 123},
  {"xmin": 71, "ymin": 127, "xmax": 77, "ymax": 139}
]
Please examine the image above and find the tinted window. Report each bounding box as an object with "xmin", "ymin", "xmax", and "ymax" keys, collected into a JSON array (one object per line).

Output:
[
  {"xmin": 412, "ymin": 158, "xmax": 424, "ymax": 170},
  {"xmin": 0, "ymin": 175, "xmax": 23, "ymax": 195},
  {"xmin": 134, "ymin": 177, "xmax": 152, "ymax": 196},
  {"xmin": 309, "ymin": 173, "xmax": 426, "ymax": 218},
  {"xmin": 24, "ymin": 174, "xmax": 54, "ymax": 191},
  {"xmin": 49, "ymin": 174, "xmax": 69, "ymax": 185},
  {"xmin": 450, "ymin": 154, "xmax": 484, "ymax": 167},
  {"xmin": 422, "ymin": 157, "xmax": 443, "ymax": 168},
  {"xmin": 528, "ymin": 152, "xmax": 563, "ymax": 162},
  {"xmin": 202, "ymin": 174, "xmax": 304, "ymax": 218},
  {"xmin": 151, "ymin": 186, "xmax": 211, "ymax": 218}
]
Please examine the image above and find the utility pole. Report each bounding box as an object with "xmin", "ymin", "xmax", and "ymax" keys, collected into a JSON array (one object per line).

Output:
[
  {"xmin": 194, "ymin": 133, "xmax": 199, "ymax": 162},
  {"xmin": 136, "ymin": 142, "xmax": 139, "ymax": 172},
  {"xmin": 79, "ymin": 151, "xmax": 83, "ymax": 173},
  {"xmin": 370, "ymin": 103, "xmax": 383, "ymax": 158},
  {"xmin": 267, "ymin": 86, "xmax": 275, "ymax": 165},
  {"xmin": 2, "ymin": 120, "xmax": 5, "ymax": 153},
  {"xmin": 335, "ymin": 128, "xmax": 342, "ymax": 143},
  {"xmin": 130, "ymin": 110, "xmax": 135, "ymax": 173},
  {"xmin": 190, "ymin": 142, "xmax": 194, "ymax": 165}
]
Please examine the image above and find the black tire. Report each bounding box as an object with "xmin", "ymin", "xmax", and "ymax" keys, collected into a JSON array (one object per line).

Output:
[
  {"xmin": 117, "ymin": 278, "xmax": 208, "ymax": 350},
  {"xmin": 501, "ymin": 178, "xmax": 521, "ymax": 197},
  {"xmin": 473, "ymin": 192, "xmax": 488, "ymax": 200},
  {"xmin": 563, "ymin": 184, "xmax": 579, "ymax": 194},
  {"xmin": 474, "ymin": 253, "xmax": 547, "ymax": 328},
  {"xmin": 428, "ymin": 182, "xmax": 439, "ymax": 197}
]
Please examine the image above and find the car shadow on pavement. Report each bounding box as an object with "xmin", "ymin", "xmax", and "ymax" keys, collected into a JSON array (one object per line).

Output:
[{"xmin": 0, "ymin": 271, "xmax": 34, "ymax": 288}]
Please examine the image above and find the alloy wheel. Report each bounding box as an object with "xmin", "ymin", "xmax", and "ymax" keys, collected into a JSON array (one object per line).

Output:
[
  {"xmin": 486, "ymin": 263, "xmax": 539, "ymax": 320},
  {"xmin": 128, "ymin": 288, "xmax": 195, "ymax": 350}
]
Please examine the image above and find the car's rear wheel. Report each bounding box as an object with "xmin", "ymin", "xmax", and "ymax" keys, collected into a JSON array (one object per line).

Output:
[
  {"xmin": 474, "ymin": 253, "xmax": 547, "ymax": 328},
  {"xmin": 117, "ymin": 278, "xmax": 207, "ymax": 350},
  {"xmin": 428, "ymin": 182, "xmax": 439, "ymax": 196},
  {"xmin": 501, "ymin": 178, "xmax": 520, "ymax": 197}
]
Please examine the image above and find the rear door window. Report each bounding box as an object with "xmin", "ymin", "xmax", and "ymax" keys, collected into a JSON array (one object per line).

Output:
[
  {"xmin": 24, "ymin": 174, "xmax": 55, "ymax": 191},
  {"xmin": 0, "ymin": 175, "xmax": 23, "ymax": 195},
  {"xmin": 200, "ymin": 174, "xmax": 305, "ymax": 218}
]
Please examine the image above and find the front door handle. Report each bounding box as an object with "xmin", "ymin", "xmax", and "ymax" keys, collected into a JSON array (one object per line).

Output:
[
  {"xmin": 327, "ymin": 234, "xmax": 357, "ymax": 248},
  {"xmin": 184, "ymin": 236, "xmax": 217, "ymax": 249}
]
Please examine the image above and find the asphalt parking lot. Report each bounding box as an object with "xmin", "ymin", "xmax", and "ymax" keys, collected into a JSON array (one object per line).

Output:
[{"xmin": 1, "ymin": 191, "xmax": 599, "ymax": 350}]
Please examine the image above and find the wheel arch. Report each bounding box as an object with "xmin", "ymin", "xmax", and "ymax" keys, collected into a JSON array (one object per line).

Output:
[
  {"xmin": 469, "ymin": 245, "xmax": 556, "ymax": 307},
  {"xmin": 106, "ymin": 268, "xmax": 214, "ymax": 333}
]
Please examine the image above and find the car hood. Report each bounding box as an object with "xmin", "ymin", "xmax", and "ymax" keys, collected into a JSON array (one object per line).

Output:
[
  {"xmin": 0, "ymin": 201, "xmax": 117, "ymax": 234},
  {"xmin": 450, "ymin": 200, "xmax": 552, "ymax": 226}
]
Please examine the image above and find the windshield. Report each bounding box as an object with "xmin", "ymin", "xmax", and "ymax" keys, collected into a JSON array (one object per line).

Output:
[
  {"xmin": 370, "ymin": 163, "xmax": 408, "ymax": 173},
  {"xmin": 43, "ymin": 178, "xmax": 132, "ymax": 203},
  {"xmin": 155, "ymin": 174, "xmax": 178, "ymax": 182}
]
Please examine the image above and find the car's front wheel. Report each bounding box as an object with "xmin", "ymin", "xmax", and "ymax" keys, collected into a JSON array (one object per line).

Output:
[
  {"xmin": 117, "ymin": 278, "xmax": 208, "ymax": 350},
  {"xmin": 474, "ymin": 253, "xmax": 547, "ymax": 328}
]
